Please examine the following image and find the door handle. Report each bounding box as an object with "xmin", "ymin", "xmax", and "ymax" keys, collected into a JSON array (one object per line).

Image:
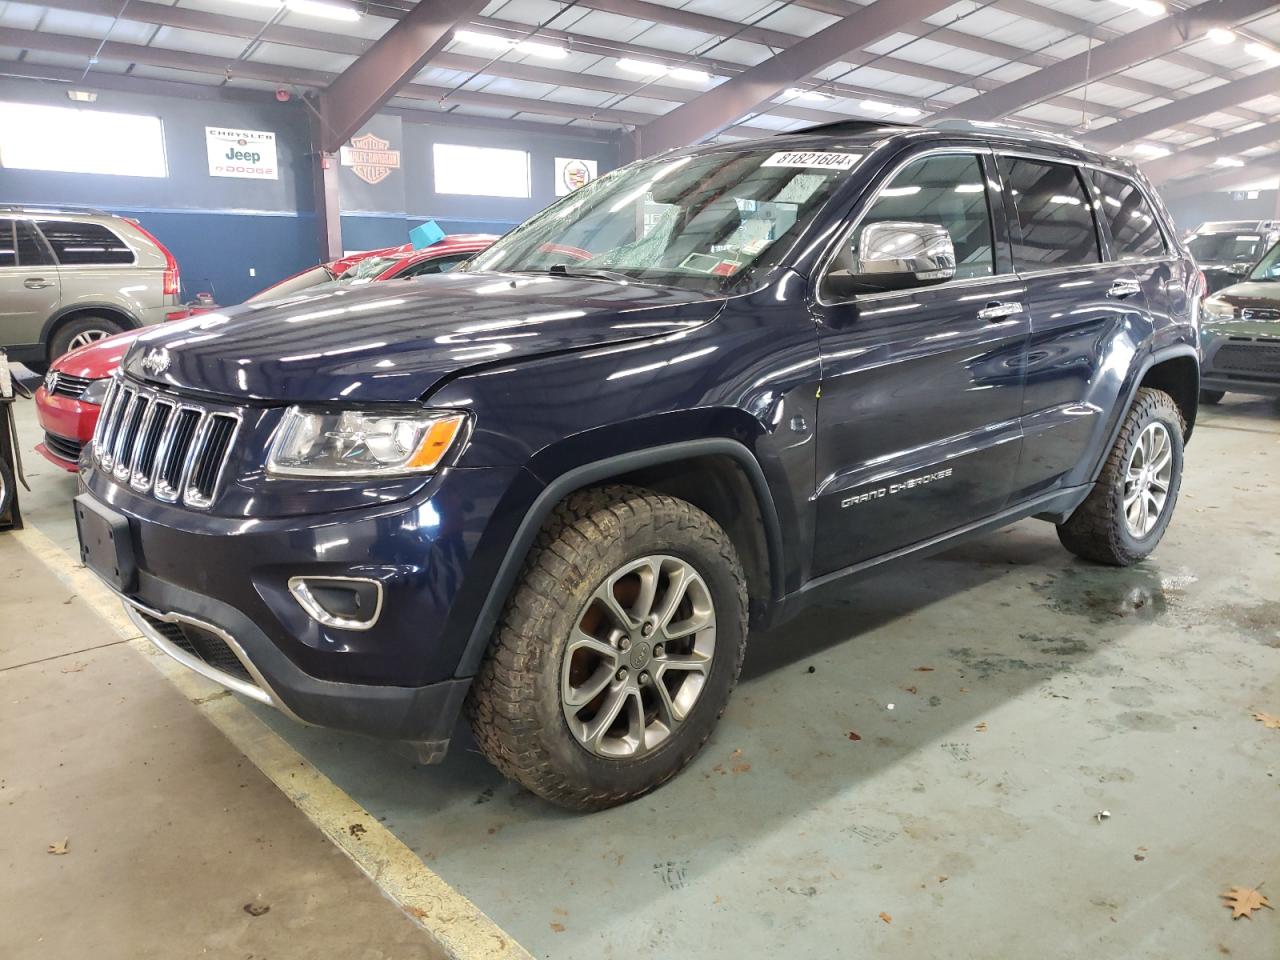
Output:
[
  {"xmin": 24, "ymin": 278, "xmax": 54, "ymax": 290},
  {"xmin": 1108, "ymin": 279, "xmax": 1142, "ymax": 299},
  {"xmin": 977, "ymin": 300, "xmax": 1024, "ymax": 321}
]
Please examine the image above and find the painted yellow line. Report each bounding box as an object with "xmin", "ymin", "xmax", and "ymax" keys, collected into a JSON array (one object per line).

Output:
[{"xmin": 11, "ymin": 522, "xmax": 532, "ymax": 960}]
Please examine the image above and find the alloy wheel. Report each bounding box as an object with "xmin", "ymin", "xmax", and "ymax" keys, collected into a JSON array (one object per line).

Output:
[
  {"xmin": 1123, "ymin": 422, "xmax": 1173, "ymax": 539},
  {"xmin": 561, "ymin": 554, "xmax": 716, "ymax": 760},
  {"xmin": 67, "ymin": 329, "xmax": 111, "ymax": 352}
]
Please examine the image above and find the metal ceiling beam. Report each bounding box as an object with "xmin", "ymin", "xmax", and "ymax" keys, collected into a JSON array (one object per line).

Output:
[
  {"xmin": 312, "ymin": 0, "xmax": 486, "ymax": 153},
  {"xmin": 933, "ymin": 0, "xmax": 1280, "ymax": 122},
  {"xmin": 1141, "ymin": 120, "xmax": 1280, "ymax": 183},
  {"xmin": 1161, "ymin": 162, "xmax": 1280, "ymax": 198},
  {"xmin": 1084, "ymin": 64, "xmax": 1280, "ymax": 147},
  {"xmin": 635, "ymin": 0, "xmax": 962, "ymax": 156}
]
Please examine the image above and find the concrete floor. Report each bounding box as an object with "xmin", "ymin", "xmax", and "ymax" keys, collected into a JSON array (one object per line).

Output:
[{"xmin": 5, "ymin": 374, "xmax": 1280, "ymax": 959}]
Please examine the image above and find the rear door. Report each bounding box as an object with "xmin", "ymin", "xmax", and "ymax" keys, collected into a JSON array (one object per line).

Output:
[
  {"xmin": 810, "ymin": 149, "xmax": 1028, "ymax": 575},
  {"xmin": 998, "ymin": 155, "xmax": 1152, "ymax": 500},
  {"xmin": 0, "ymin": 217, "xmax": 60, "ymax": 351}
]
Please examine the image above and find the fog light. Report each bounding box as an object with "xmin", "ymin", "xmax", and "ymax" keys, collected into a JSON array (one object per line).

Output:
[{"xmin": 288, "ymin": 576, "xmax": 383, "ymax": 631}]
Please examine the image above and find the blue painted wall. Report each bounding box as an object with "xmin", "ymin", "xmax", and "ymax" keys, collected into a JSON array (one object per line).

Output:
[{"xmin": 0, "ymin": 75, "xmax": 620, "ymax": 304}]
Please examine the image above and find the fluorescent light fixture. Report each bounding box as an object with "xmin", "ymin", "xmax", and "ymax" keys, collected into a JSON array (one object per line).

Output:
[
  {"xmin": 895, "ymin": 105, "xmax": 922, "ymax": 118},
  {"xmin": 66, "ymin": 89, "xmax": 97, "ymax": 102},
  {"xmin": 617, "ymin": 58, "xmax": 669, "ymax": 76},
  {"xmin": 1206, "ymin": 27, "xmax": 1236, "ymax": 44},
  {"xmin": 1245, "ymin": 41, "xmax": 1280, "ymax": 64},
  {"xmin": 226, "ymin": 0, "xmax": 283, "ymax": 7},
  {"xmin": 954, "ymin": 183, "xmax": 985, "ymax": 193},
  {"xmin": 1133, "ymin": 143, "xmax": 1170, "ymax": 157},
  {"xmin": 285, "ymin": 0, "xmax": 360, "ymax": 21},
  {"xmin": 1113, "ymin": 0, "xmax": 1166, "ymax": 15},
  {"xmin": 785, "ymin": 88, "xmax": 831, "ymax": 101},
  {"xmin": 668, "ymin": 67, "xmax": 710, "ymax": 82},
  {"xmin": 860, "ymin": 99, "xmax": 894, "ymax": 112},
  {"xmin": 1214, "ymin": 157, "xmax": 1245, "ymax": 167},
  {"xmin": 453, "ymin": 30, "xmax": 566, "ymax": 58}
]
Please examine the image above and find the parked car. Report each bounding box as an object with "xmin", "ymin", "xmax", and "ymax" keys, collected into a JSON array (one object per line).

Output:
[
  {"xmin": 74, "ymin": 121, "xmax": 1201, "ymax": 810},
  {"xmin": 0, "ymin": 205, "xmax": 182, "ymax": 373},
  {"xmin": 1199, "ymin": 238, "xmax": 1280, "ymax": 404},
  {"xmin": 1187, "ymin": 219, "xmax": 1280, "ymax": 294},
  {"xmin": 34, "ymin": 235, "xmax": 495, "ymax": 471}
]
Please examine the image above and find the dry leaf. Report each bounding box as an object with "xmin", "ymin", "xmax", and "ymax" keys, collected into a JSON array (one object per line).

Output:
[
  {"xmin": 243, "ymin": 902, "xmax": 270, "ymax": 917},
  {"xmin": 975, "ymin": 722, "xmax": 988, "ymax": 732},
  {"xmin": 914, "ymin": 666, "xmax": 934, "ymax": 672},
  {"xmin": 60, "ymin": 661, "xmax": 85, "ymax": 674},
  {"xmin": 846, "ymin": 731, "xmax": 862, "ymax": 742},
  {"xmin": 1221, "ymin": 886, "xmax": 1272, "ymax": 920},
  {"xmin": 47, "ymin": 838, "xmax": 69, "ymax": 855},
  {"xmin": 550, "ymin": 922, "xmax": 566, "ymax": 933},
  {"xmin": 878, "ymin": 911, "xmax": 892, "ymax": 924},
  {"xmin": 904, "ymin": 686, "xmax": 918, "ymax": 695},
  {"xmin": 1252, "ymin": 712, "xmax": 1280, "ymax": 730}
]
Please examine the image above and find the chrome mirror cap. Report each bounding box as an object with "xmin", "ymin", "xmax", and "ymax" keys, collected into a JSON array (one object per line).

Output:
[{"xmin": 857, "ymin": 220, "xmax": 957, "ymax": 283}]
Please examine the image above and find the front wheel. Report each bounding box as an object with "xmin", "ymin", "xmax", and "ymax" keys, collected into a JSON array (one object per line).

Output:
[
  {"xmin": 467, "ymin": 485, "xmax": 748, "ymax": 811},
  {"xmin": 1056, "ymin": 387, "xmax": 1185, "ymax": 566}
]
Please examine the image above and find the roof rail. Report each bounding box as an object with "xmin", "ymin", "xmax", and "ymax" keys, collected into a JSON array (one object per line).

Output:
[
  {"xmin": 925, "ymin": 118, "xmax": 1087, "ymax": 149},
  {"xmin": 0, "ymin": 203, "xmax": 112, "ymax": 216},
  {"xmin": 778, "ymin": 120, "xmax": 917, "ymax": 137}
]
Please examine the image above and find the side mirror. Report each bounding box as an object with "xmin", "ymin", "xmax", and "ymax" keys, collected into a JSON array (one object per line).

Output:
[{"xmin": 824, "ymin": 221, "xmax": 956, "ymax": 299}]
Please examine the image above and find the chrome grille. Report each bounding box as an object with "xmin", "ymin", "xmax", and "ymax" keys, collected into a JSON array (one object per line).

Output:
[
  {"xmin": 91, "ymin": 376, "xmax": 240, "ymax": 509},
  {"xmin": 50, "ymin": 372, "xmax": 94, "ymax": 399}
]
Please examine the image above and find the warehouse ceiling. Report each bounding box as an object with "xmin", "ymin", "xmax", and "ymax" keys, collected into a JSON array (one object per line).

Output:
[{"xmin": 2, "ymin": 0, "xmax": 1280, "ymax": 190}]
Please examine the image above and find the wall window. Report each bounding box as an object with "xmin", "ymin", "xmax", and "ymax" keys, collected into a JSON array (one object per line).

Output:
[
  {"xmin": 432, "ymin": 143, "xmax": 530, "ymax": 198},
  {"xmin": 999, "ymin": 157, "xmax": 1100, "ymax": 269},
  {"xmin": 35, "ymin": 220, "xmax": 135, "ymax": 265},
  {"xmin": 1088, "ymin": 171, "xmax": 1167, "ymax": 261},
  {"xmin": 0, "ymin": 102, "xmax": 167, "ymax": 178}
]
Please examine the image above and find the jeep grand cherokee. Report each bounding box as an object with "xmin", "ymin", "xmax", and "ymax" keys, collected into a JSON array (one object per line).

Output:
[{"xmin": 74, "ymin": 121, "xmax": 1201, "ymax": 810}]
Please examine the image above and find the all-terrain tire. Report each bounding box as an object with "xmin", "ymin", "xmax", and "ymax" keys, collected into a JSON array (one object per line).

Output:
[
  {"xmin": 1056, "ymin": 387, "xmax": 1186, "ymax": 566},
  {"xmin": 466, "ymin": 484, "xmax": 749, "ymax": 811},
  {"xmin": 1199, "ymin": 389, "xmax": 1225, "ymax": 405}
]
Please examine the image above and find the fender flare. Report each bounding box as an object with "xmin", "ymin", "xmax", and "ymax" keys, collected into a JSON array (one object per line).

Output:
[
  {"xmin": 40, "ymin": 303, "xmax": 141, "ymax": 346},
  {"xmin": 454, "ymin": 437, "xmax": 786, "ymax": 677},
  {"xmin": 1090, "ymin": 341, "xmax": 1200, "ymax": 485}
]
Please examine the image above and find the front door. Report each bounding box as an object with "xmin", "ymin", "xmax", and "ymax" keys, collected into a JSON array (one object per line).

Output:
[
  {"xmin": 810, "ymin": 150, "xmax": 1028, "ymax": 576},
  {"xmin": 0, "ymin": 218, "xmax": 60, "ymax": 352}
]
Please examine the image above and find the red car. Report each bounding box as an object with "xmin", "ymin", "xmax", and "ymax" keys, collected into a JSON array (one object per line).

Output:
[{"xmin": 34, "ymin": 235, "xmax": 496, "ymax": 471}]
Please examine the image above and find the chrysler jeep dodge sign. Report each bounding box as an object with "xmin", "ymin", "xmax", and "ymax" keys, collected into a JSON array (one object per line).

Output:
[{"xmin": 205, "ymin": 127, "xmax": 278, "ymax": 180}]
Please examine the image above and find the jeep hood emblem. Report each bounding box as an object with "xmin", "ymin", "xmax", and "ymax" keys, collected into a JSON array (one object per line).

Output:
[{"xmin": 141, "ymin": 348, "xmax": 171, "ymax": 376}]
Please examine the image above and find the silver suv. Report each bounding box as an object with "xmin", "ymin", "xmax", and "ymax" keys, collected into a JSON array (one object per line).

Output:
[{"xmin": 0, "ymin": 206, "xmax": 181, "ymax": 373}]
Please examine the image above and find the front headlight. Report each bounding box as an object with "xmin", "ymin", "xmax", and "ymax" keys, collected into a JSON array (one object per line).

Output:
[
  {"xmin": 79, "ymin": 377, "xmax": 112, "ymax": 406},
  {"xmin": 266, "ymin": 407, "xmax": 468, "ymax": 478},
  {"xmin": 1203, "ymin": 297, "xmax": 1236, "ymax": 321}
]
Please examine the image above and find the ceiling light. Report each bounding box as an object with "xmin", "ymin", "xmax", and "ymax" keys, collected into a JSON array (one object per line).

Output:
[
  {"xmin": 1215, "ymin": 157, "xmax": 1245, "ymax": 167},
  {"xmin": 284, "ymin": 0, "xmax": 360, "ymax": 21},
  {"xmin": 453, "ymin": 30, "xmax": 566, "ymax": 59},
  {"xmin": 617, "ymin": 58, "xmax": 669, "ymax": 76},
  {"xmin": 1113, "ymin": 0, "xmax": 1166, "ymax": 15},
  {"xmin": 860, "ymin": 99, "xmax": 895, "ymax": 113},
  {"xmin": 894, "ymin": 105, "xmax": 922, "ymax": 118},
  {"xmin": 1133, "ymin": 143, "xmax": 1170, "ymax": 157},
  {"xmin": 786, "ymin": 88, "xmax": 831, "ymax": 101},
  {"xmin": 66, "ymin": 89, "xmax": 97, "ymax": 102},
  {"xmin": 668, "ymin": 67, "xmax": 710, "ymax": 82},
  {"xmin": 1245, "ymin": 41, "xmax": 1280, "ymax": 64},
  {"xmin": 1206, "ymin": 27, "xmax": 1236, "ymax": 44}
]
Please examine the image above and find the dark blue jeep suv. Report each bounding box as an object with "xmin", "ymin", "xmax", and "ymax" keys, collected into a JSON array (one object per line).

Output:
[{"xmin": 75, "ymin": 122, "xmax": 1202, "ymax": 809}]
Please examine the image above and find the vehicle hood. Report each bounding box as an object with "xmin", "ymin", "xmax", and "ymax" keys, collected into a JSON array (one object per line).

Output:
[
  {"xmin": 1205, "ymin": 281, "xmax": 1280, "ymax": 335},
  {"xmin": 52, "ymin": 326, "xmax": 148, "ymax": 379},
  {"xmin": 121, "ymin": 271, "xmax": 723, "ymax": 404}
]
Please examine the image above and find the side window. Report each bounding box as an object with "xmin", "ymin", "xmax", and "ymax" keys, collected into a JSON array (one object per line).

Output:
[
  {"xmin": 0, "ymin": 219, "xmax": 14, "ymax": 267},
  {"xmin": 16, "ymin": 220, "xmax": 54, "ymax": 267},
  {"xmin": 1088, "ymin": 170, "xmax": 1167, "ymax": 260},
  {"xmin": 35, "ymin": 220, "xmax": 135, "ymax": 266},
  {"xmin": 998, "ymin": 157, "xmax": 1100, "ymax": 270},
  {"xmin": 398, "ymin": 254, "xmax": 470, "ymax": 277}
]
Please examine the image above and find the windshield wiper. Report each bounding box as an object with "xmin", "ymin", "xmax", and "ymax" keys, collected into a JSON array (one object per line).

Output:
[{"xmin": 546, "ymin": 263, "xmax": 637, "ymax": 284}]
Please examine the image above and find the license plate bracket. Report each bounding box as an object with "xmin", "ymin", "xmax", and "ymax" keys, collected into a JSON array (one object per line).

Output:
[{"xmin": 74, "ymin": 494, "xmax": 136, "ymax": 593}]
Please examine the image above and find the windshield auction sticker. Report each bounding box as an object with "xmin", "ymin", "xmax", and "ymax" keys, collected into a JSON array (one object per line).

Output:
[{"xmin": 762, "ymin": 151, "xmax": 861, "ymax": 170}]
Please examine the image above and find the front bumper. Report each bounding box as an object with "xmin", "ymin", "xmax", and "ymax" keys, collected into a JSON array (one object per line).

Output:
[
  {"xmin": 34, "ymin": 385, "xmax": 99, "ymax": 472},
  {"xmin": 77, "ymin": 458, "xmax": 525, "ymax": 757},
  {"xmin": 1200, "ymin": 330, "xmax": 1280, "ymax": 397}
]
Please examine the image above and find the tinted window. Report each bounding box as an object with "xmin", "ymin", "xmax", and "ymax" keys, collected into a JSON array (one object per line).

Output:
[
  {"xmin": 0, "ymin": 219, "xmax": 14, "ymax": 267},
  {"xmin": 1089, "ymin": 171, "xmax": 1166, "ymax": 260},
  {"xmin": 1188, "ymin": 232, "xmax": 1265, "ymax": 264},
  {"xmin": 837, "ymin": 153, "xmax": 996, "ymax": 294},
  {"xmin": 36, "ymin": 220, "xmax": 135, "ymax": 265},
  {"xmin": 397, "ymin": 253, "xmax": 471, "ymax": 277},
  {"xmin": 16, "ymin": 220, "xmax": 53, "ymax": 267},
  {"xmin": 999, "ymin": 158, "xmax": 1100, "ymax": 269}
]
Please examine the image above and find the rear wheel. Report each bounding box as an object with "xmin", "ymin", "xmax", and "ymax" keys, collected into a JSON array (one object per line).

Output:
[
  {"xmin": 49, "ymin": 316, "xmax": 125, "ymax": 362},
  {"xmin": 467, "ymin": 485, "xmax": 748, "ymax": 811},
  {"xmin": 1199, "ymin": 389, "xmax": 1225, "ymax": 405},
  {"xmin": 1056, "ymin": 387, "xmax": 1185, "ymax": 566}
]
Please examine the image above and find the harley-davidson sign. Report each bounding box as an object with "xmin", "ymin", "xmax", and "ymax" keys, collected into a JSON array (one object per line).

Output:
[{"xmin": 340, "ymin": 133, "xmax": 401, "ymax": 185}]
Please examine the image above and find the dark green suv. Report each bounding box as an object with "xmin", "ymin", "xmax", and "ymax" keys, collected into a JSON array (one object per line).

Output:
[{"xmin": 1200, "ymin": 239, "xmax": 1280, "ymax": 404}]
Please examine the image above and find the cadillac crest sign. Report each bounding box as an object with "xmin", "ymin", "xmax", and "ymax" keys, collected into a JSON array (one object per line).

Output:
[{"xmin": 340, "ymin": 133, "xmax": 402, "ymax": 186}]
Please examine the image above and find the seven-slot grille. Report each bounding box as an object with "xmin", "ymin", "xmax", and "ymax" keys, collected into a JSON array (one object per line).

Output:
[
  {"xmin": 49, "ymin": 372, "xmax": 94, "ymax": 399},
  {"xmin": 92, "ymin": 376, "xmax": 240, "ymax": 509},
  {"xmin": 1211, "ymin": 340, "xmax": 1280, "ymax": 378}
]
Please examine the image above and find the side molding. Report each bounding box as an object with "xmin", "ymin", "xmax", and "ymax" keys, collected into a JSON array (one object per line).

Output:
[{"xmin": 454, "ymin": 438, "xmax": 786, "ymax": 677}]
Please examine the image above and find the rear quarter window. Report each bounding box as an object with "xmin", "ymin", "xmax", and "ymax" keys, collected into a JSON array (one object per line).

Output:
[
  {"xmin": 1088, "ymin": 171, "xmax": 1167, "ymax": 260},
  {"xmin": 36, "ymin": 220, "xmax": 136, "ymax": 266}
]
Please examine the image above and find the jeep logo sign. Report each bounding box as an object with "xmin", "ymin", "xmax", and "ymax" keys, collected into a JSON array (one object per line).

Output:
[{"xmin": 206, "ymin": 126, "xmax": 278, "ymax": 180}]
